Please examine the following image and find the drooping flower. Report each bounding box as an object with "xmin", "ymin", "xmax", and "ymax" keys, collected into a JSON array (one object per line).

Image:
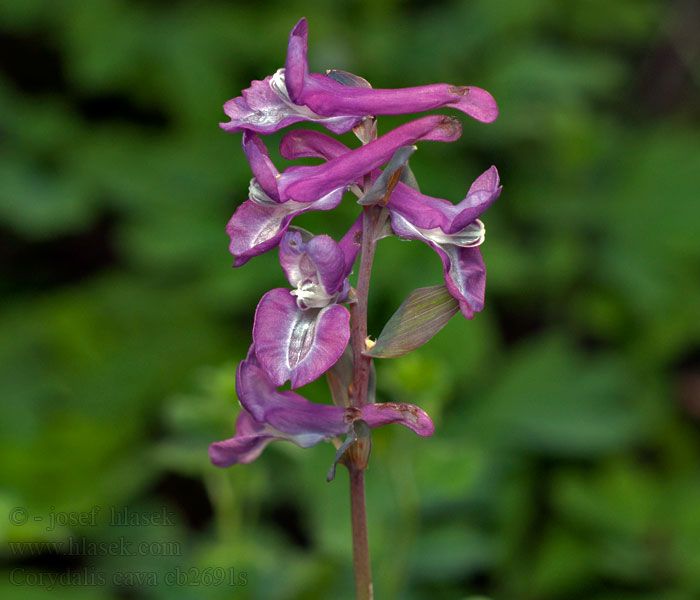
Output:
[
  {"xmin": 227, "ymin": 114, "xmax": 462, "ymax": 266},
  {"xmin": 209, "ymin": 347, "xmax": 434, "ymax": 467},
  {"xmin": 245, "ymin": 114, "xmax": 460, "ymax": 205},
  {"xmin": 277, "ymin": 128, "xmax": 502, "ymax": 318},
  {"xmin": 387, "ymin": 167, "xmax": 501, "ymax": 318},
  {"xmin": 252, "ymin": 227, "xmax": 360, "ymax": 389},
  {"xmin": 226, "ymin": 185, "xmax": 343, "ymax": 267},
  {"xmin": 220, "ymin": 18, "xmax": 498, "ymax": 135}
]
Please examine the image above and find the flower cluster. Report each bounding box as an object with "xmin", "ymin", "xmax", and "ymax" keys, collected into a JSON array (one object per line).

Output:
[{"xmin": 210, "ymin": 18, "xmax": 501, "ymax": 468}]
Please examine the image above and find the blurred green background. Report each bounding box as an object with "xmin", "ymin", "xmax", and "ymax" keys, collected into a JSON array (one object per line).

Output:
[{"xmin": 1, "ymin": 0, "xmax": 699, "ymax": 599}]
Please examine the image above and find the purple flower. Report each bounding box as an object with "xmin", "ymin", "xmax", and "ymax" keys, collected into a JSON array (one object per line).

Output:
[
  {"xmin": 387, "ymin": 167, "xmax": 501, "ymax": 318},
  {"xmin": 226, "ymin": 114, "xmax": 462, "ymax": 266},
  {"xmin": 252, "ymin": 228, "xmax": 360, "ymax": 389},
  {"xmin": 245, "ymin": 115, "xmax": 460, "ymax": 205},
  {"xmin": 220, "ymin": 18, "xmax": 497, "ymax": 135},
  {"xmin": 208, "ymin": 347, "xmax": 434, "ymax": 467},
  {"xmin": 276, "ymin": 129, "xmax": 501, "ymax": 317},
  {"xmin": 226, "ymin": 186, "xmax": 343, "ymax": 267}
]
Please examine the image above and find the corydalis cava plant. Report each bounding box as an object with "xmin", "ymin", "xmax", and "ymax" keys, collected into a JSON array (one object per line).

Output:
[{"xmin": 211, "ymin": 17, "xmax": 501, "ymax": 600}]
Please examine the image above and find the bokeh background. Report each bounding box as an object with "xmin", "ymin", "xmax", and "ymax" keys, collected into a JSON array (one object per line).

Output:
[{"xmin": 2, "ymin": 0, "xmax": 699, "ymax": 599}]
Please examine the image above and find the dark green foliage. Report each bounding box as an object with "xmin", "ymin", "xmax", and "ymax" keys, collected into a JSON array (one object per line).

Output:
[{"xmin": 1, "ymin": 1, "xmax": 698, "ymax": 598}]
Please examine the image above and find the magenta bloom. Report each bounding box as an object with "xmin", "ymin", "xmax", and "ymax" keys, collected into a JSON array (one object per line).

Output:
[
  {"xmin": 387, "ymin": 167, "xmax": 501, "ymax": 318},
  {"xmin": 220, "ymin": 18, "xmax": 497, "ymax": 135},
  {"xmin": 252, "ymin": 226, "xmax": 360, "ymax": 389},
  {"xmin": 209, "ymin": 348, "xmax": 434, "ymax": 467},
  {"xmin": 244, "ymin": 114, "xmax": 459, "ymax": 205},
  {"xmin": 226, "ymin": 114, "xmax": 462, "ymax": 266}
]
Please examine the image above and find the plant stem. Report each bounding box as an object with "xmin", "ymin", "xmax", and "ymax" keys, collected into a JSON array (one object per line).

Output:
[
  {"xmin": 349, "ymin": 466, "xmax": 373, "ymax": 600},
  {"xmin": 350, "ymin": 205, "xmax": 378, "ymax": 407},
  {"xmin": 347, "ymin": 204, "xmax": 379, "ymax": 600}
]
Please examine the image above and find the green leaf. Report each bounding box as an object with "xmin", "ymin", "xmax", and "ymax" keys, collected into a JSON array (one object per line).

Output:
[{"xmin": 365, "ymin": 285, "xmax": 459, "ymax": 358}]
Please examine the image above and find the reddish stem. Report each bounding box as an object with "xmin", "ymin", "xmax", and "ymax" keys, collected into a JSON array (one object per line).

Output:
[
  {"xmin": 349, "ymin": 467, "xmax": 373, "ymax": 600},
  {"xmin": 350, "ymin": 206, "xmax": 378, "ymax": 406},
  {"xmin": 347, "ymin": 203, "xmax": 380, "ymax": 600}
]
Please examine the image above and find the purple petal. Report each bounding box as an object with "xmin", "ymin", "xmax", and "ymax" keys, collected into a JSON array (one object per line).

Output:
[
  {"xmin": 220, "ymin": 72, "xmax": 361, "ymax": 135},
  {"xmin": 253, "ymin": 289, "xmax": 350, "ymax": 388},
  {"xmin": 361, "ymin": 402, "xmax": 435, "ymax": 437},
  {"xmin": 301, "ymin": 75, "xmax": 498, "ymax": 123},
  {"xmin": 442, "ymin": 245, "xmax": 486, "ymax": 315},
  {"xmin": 236, "ymin": 349, "xmax": 348, "ymax": 437},
  {"xmin": 451, "ymin": 166, "xmax": 502, "ymax": 231},
  {"xmin": 226, "ymin": 189, "xmax": 343, "ymax": 266},
  {"xmin": 281, "ymin": 115, "xmax": 462, "ymax": 203},
  {"xmin": 278, "ymin": 230, "xmax": 315, "ymax": 286},
  {"xmin": 285, "ymin": 18, "xmax": 497, "ymax": 123},
  {"xmin": 209, "ymin": 412, "xmax": 276, "ymax": 466},
  {"xmin": 279, "ymin": 129, "xmax": 349, "ymax": 161},
  {"xmin": 279, "ymin": 231, "xmax": 346, "ymax": 295},
  {"xmin": 242, "ymin": 131, "xmax": 281, "ymax": 201},
  {"xmin": 469, "ymin": 164, "xmax": 500, "ymax": 195},
  {"xmin": 209, "ymin": 406, "xmax": 340, "ymax": 467},
  {"xmin": 284, "ymin": 18, "xmax": 309, "ymax": 103},
  {"xmin": 386, "ymin": 185, "xmax": 457, "ymax": 231},
  {"xmin": 387, "ymin": 166, "xmax": 501, "ymax": 234},
  {"xmin": 390, "ymin": 213, "xmax": 486, "ymax": 318},
  {"xmin": 305, "ymin": 235, "xmax": 346, "ymax": 295},
  {"xmin": 219, "ymin": 75, "xmax": 308, "ymax": 135}
]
